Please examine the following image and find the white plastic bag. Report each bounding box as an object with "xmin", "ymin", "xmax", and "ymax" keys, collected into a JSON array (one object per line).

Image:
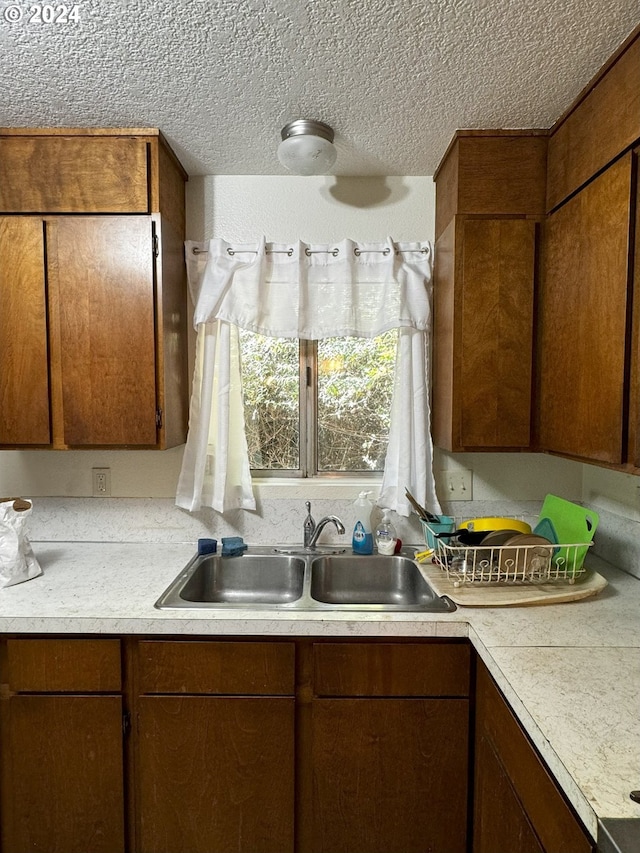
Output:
[{"xmin": 0, "ymin": 499, "xmax": 42, "ymax": 588}]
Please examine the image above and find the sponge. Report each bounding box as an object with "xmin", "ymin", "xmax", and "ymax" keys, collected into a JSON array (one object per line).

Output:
[
  {"xmin": 221, "ymin": 536, "xmax": 247, "ymax": 557},
  {"xmin": 197, "ymin": 538, "xmax": 217, "ymax": 555}
]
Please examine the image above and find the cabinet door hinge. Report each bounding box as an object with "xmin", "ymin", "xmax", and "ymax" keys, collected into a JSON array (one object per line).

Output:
[
  {"xmin": 152, "ymin": 233, "xmax": 159, "ymax": 258},
  {"xmin": 122, "ymin": 710, "xmax": 131, "ymax": 738},
  {"xmin": 156, "ymin": 408, "xmax": 163, "ymax": 429}
]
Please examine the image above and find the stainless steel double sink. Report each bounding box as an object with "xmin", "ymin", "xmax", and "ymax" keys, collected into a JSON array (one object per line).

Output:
[{"xmin": 155, "ymin": 546, "xmax": 455, "ymax": 613}]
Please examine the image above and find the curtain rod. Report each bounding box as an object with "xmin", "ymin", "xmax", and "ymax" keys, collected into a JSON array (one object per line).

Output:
[{"xmin": 190, "ymin": 244, "xmax": 429, "ymax": 257}]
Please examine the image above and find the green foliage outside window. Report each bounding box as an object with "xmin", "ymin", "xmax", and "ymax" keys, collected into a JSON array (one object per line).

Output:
[{"xmin": 239, "ymin": 329, "xmax": 397, "ymax": 473}]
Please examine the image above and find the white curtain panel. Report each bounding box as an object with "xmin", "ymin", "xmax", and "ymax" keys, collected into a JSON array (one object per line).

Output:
[{"xmin": 176, "ymin": 237, "xmax": 441, "ymax": 516}]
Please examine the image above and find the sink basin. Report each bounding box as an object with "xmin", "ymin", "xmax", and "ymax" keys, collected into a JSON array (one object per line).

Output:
[
  {"xmin": 155, "ymin": 553, "xmax": 305, "ymax": 608},
  {"xmin": 310, "ymin": 554, "xmax": 446, "ymax": 608},
  {"xmin": 155, "ymin": 547, "xmax": 455, "ymax": 612}
]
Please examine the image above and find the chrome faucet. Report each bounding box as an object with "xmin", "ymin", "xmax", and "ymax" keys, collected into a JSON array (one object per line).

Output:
[{"xmin": 307, "ymin": 515, "xmax": 345, "ymax": 549}]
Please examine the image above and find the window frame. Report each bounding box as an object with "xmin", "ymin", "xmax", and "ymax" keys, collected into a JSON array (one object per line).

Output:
[{"xmin": 248, "ymin": 338, "xmax": 386, "ymax": 480}]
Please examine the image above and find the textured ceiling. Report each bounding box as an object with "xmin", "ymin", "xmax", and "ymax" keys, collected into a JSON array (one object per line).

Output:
[{"xmin": 0, "ymin": 0, "xmax": 638, "ymax": 176}]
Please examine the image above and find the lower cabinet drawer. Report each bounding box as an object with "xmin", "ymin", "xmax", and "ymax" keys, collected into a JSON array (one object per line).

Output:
[
  {"xmin": 313, "ymin": 641, "xmax": 470, "ymax": 697},
  {"xmin": 137, "ymin": 640, "xmax": 296, "ymax": 695},
  {"xmin": 5, "ymin": 638, "xmax": 121, "ymax": 692}
]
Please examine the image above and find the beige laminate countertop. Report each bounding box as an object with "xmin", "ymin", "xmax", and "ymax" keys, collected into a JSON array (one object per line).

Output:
[{"xmin": 1, "ymin": 540, "xmax": 639, "ymax": 841}]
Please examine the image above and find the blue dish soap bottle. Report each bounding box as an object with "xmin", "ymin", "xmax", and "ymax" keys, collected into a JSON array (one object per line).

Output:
[{"xmin": 352, "ymin": 491, "xmax": 374, "ymax": 555}]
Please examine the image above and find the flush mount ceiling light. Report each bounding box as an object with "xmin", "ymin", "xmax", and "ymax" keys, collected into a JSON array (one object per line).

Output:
[{"xmin": 277, "ymin": 119, "xmax": 337, "ymax": 176}]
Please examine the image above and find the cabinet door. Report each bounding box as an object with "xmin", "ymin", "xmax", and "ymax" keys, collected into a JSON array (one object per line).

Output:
[
  {"xmin": 474, "ymin": 729, "xmax": 545, "ymax": 853},
  {"xmin": 307, "ymin": 698, "xmax": 468, "ymax": 853},
  {"xmin": 47, "ymin": 216, "xmax": 158, "ymax": 446},
  {"xmin": 0, "ymin": 135, "xmax": 149, "ymax": 213},
  {"xmin": 546, "ymin": 37, "xmax": 640, "ymax": 211},
  {"xmin": 538, "ymin": 155, "xmax": 632, "ymax": 463},
  {"xmin": 459, "ymin": 218, "xmax": 536, "ymax": 447},
  {"xmin": 627, "ymin": 148, "xmax": 640, "ymax": 467},
  {"xmin": 474, "ymin": 662, "xmax": 594, "ymax": 853},
  {"xmin": 135, "ymin": 696, "xmax": 295, "ymax": 853},
  {"xmin": 0, "ymin": 217, "xmax": 50, "ymax": 445},
  {"xmin": 1, "ymin": 695, "xmax": 125, "ymax": 853},
  {"xmin": 433, "ymin": 217, "xmax": 536, "ymax": 450}
]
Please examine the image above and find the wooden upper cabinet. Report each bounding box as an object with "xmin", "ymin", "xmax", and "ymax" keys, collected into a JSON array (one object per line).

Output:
[
  {"xmin": 47, "ymin": 216, "xmax": 158, "ymax": 447},
  {"xmin": 547, "ymin": 32, "xmax": 640, "ymax": 211},
  {"xmin": 538, "ymin": 155, "xmax": 633, "ymax": 464},
  {"xmin": 0, "ymin": 217, "xmax": 50, "ymax": 445},
  {"xmin": 433, "ymin": 217, "xmax": 537, "ymax": 451},
  {"xmin": 434, "ymin": 131, "xmax": 548, "ymax": 239},
  {"xmin": 628, "ymin": 149, "xmax": 640, "ymax": 469},
  {"xmin": 0, "ymin": 134, "xmax": 149, "ymax": 213},
  {"xmin": 433, "ymin": 131, "xmax": 545, "ymax": 452},
  {"xmin": 0, "ymin": 128, "xmax": 188, "ymax": 450},
  {"xmin": 0, "ymin": 128, "xmax": 187, "ymax": 230}
]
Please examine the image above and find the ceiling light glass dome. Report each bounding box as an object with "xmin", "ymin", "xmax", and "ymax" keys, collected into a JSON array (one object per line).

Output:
[{"xmin": 277, "ymin": 119, "xmax": 337, "ymax": 176}]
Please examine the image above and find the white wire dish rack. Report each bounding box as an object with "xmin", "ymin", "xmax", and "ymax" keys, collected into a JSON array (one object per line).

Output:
[{"xmin": 423, "ymin": 523, "xmax": 593, "ymax": 587}]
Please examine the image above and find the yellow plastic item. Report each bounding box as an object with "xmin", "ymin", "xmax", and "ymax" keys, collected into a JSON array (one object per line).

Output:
[
  {"xmin": 459, "ymin": 517, "xmax": 531, "ymax": 534},
  {"xmin": 414, "ymin": 548, "xmax": 434, "ymax": 562}
]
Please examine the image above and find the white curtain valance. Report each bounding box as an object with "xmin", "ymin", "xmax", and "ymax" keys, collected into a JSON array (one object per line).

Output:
[
  {"xmin": 177, "ymin": 236, "xmax": 441, "ymax": 518},
  {"xmin": 185, "ymin": 237, "xmax": 433, "ymax": 339}
]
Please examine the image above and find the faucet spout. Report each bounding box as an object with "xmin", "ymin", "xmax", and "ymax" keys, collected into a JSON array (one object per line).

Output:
[{"xmin": 307, "ymin": 515, "xmax": 345, "ymax": 549}]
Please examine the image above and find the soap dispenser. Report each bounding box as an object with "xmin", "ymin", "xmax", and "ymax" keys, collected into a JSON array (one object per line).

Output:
[
  {"xmin": 352, "ymin": 491, "xmax": 374, "ymax": 555},
  {"xmin": 375, "ymin": 510, "xmax": 397, "ymax": 555}
]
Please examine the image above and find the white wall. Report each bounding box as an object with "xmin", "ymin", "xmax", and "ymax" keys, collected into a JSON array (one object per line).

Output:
[
  {"xmin": 186, "ymin": 175, "xmax": 434, "ymax": 243},
  {"xmin": 1, "ymin": 173, "xmax": 638, "ymax": 522}
]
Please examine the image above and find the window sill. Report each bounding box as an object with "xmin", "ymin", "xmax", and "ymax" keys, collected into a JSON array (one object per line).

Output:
[{"xmin": 251, "ymin": 477, "xmax": 382, "ymax": 500}]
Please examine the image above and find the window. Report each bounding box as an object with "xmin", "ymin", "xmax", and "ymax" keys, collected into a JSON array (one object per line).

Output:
[
  {"xmin": 240, "ymin": 330, "xmax": 397, "ymax": 476},
  {"xmin": 177, "ymin": 237, "xmax": 435, "ymax": 515}
]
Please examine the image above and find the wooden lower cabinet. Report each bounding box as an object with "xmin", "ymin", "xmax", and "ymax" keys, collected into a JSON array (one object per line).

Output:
[
  {"xmin": 307, "ymin": 698, "xmax": 468, "ymax": 853},
  {"xmin": 131, "ymin": 639, "xmax": 471, "ymax": 853},
  {"xmin": 0, "ymin": 637, "xmax": 600, "ymax": 853},
  {"xmin": 474, "ymin": 723, "xmax": 545, "ymax": 853},
  {"xmin": 130, "ymin": 640, "xmax": 296, "ymax": 853},
  {"xmin": 135, "ymin": 696, "xmax": 295, "ymax": 853},
  {"xmin": 1, "ymin": 695, "xmax": 125, "ymax": 853},
  {"xmin": 298, "ymin": 641, "xmax": 471, "ymax": 853},
  {"xmin": 0, "ymin": 639, "xmax": 125, "ymax": 853},
  {"xmin": 474, "ymin": 659, "xmax": 595, "ymax": 853}
]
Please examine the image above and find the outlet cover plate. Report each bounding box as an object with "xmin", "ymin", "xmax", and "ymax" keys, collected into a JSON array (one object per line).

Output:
[{"xmin": 92, "ymin": 467, "xmax": 111, "ymax": 497}]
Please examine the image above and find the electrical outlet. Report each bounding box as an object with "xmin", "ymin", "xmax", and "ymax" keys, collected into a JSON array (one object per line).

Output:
[
  {"xmin": 437, "ymin": 469, "xmax": 473, "ymax": 501},
  {"xmin": 92, "ymin": 468, "xmax": 111, "ymax": 497}
]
